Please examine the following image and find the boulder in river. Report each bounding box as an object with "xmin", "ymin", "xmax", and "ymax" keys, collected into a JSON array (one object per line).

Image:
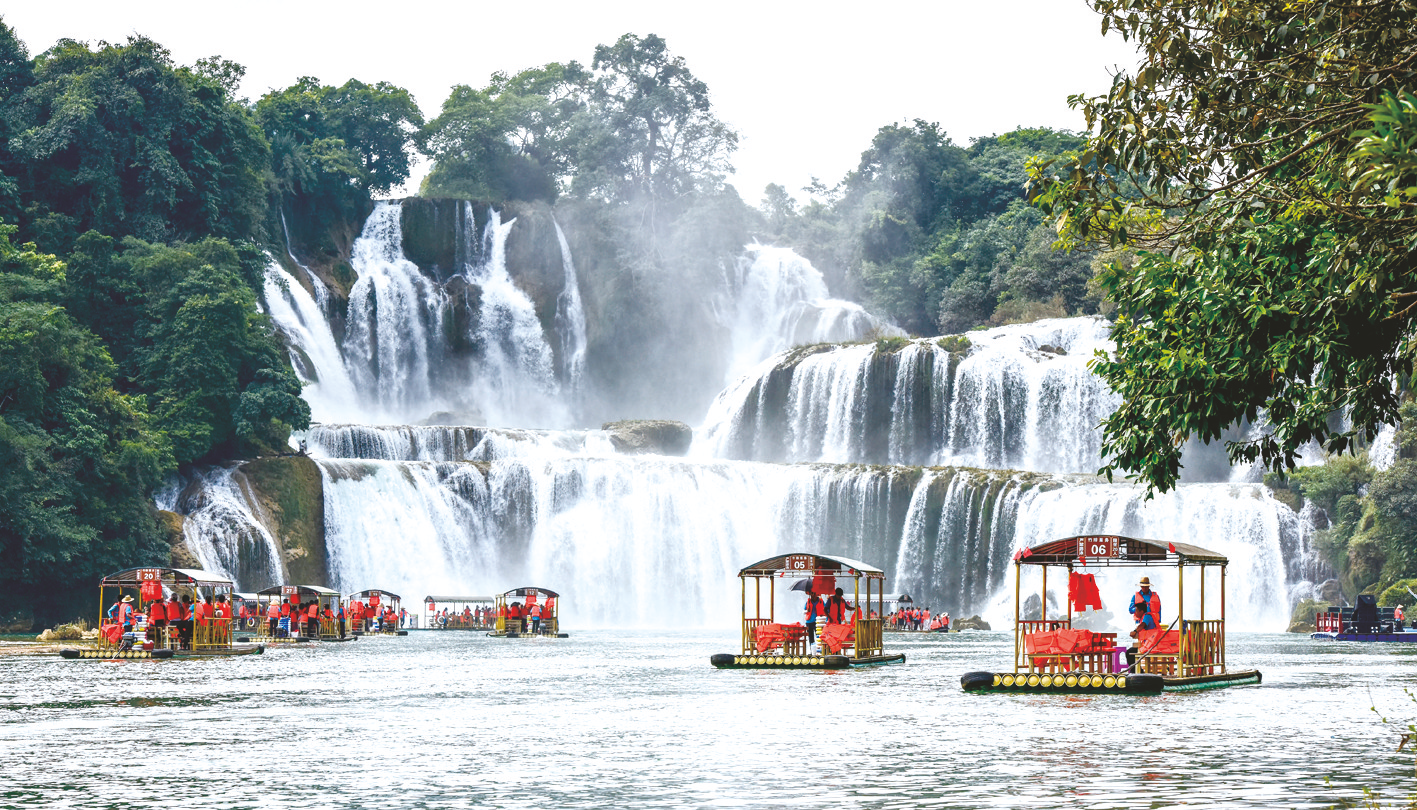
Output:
[
  {"xmin": 1288, "ymin": 598, "xmax": 1331, "ymax": 633},
  {"xmin": 601, "ymin": 420, "xmax": 693, "ymax": 456},
  {"xmin": 953, "ymin": 615, "xmax": 991, "ymax": 631}
]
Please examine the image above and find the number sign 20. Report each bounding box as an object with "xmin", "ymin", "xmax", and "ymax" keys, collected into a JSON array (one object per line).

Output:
[{"xmin": 1078, "ymin": 537, "xmax": 1119, "ymax": 558}]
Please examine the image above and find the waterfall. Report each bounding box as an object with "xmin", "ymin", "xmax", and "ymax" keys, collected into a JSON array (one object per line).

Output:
[
  {"xmin": 343, "ymin": 201, "xmax": 443, "ymax": 422},
  {"xmin": 457, "ymin": 204, "xmax": 565, "ymax": 427},
  {"xmin": 154, "ymin": 467, "xmax": 284, "ymax": 590},
  {"xmin": 718, "ymin": 245, "xmax": 900, "ymax": 384},
  {"xmin": 262, "ymin": 255, "xmax": 361, "ymax": 423},
  {"xmin": 311, "ymin": 453, "xmax": 1306, "ymax": 629},
  {"xmin": 553, "ymin": 220, "xmax": 588, "ymax": 392},
  {"xmin": 698, "ymin": 317, "xmax": 1121, "ymax": 472},
  {"xmin": 300, "ymin": 423, "xmax": 613, "ymax": 462}
]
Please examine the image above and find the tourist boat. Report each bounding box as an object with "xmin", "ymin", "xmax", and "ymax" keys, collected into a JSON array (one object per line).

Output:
[
  {"xmin": 960, "ymin": 535, "xmax": 1262, "ymax": 694},
  {"xmin": 489, "ymin": 588, "xmax": 568, "ymax": 637},
  {"xmin": 249, "ymin": 585, "xmax": 350, "ymax": 643},
  {"xmin": 1311, "ymin": 596, "xmax": 1417, "ymax": 642},
  {"xmin": 710, "ymin": 553, "xmax": 905, "ymax": 669},
  {"xmin": 232, "ymin": 592, "xmax": 261, "ymax": 636},
  {"xmin": 61, "ymin": 567, "xmax": 264, "ymax": 660},
  {"xmin": 349, "ymin": 589, "xmax": 409, "ymax": 636},
  {"xmin": 424, "ymin": 595, "xmax": 496, "ymax": 630}
]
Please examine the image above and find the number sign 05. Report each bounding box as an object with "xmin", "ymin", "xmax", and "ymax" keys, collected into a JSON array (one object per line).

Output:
[
  {"xmin": 785, "ymin": 555, "xmax": 814, "ymax": 572},
  {"xmin": 1078, "ymin": 537, "xmax": 1119, "ymax": 559}
]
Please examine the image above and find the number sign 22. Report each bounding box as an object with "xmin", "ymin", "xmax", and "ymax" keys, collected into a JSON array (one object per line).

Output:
[{"xmin": 1078, "ymin": 537, "xmax": 1119, "ymax": 558}]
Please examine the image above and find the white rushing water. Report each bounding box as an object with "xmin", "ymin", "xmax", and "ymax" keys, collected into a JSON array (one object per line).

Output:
[
  {"xmin": 311, "ymin": 453, "xmax": 1310, "ymax": 630},
  {"xmin": 154, "ymin": 466, "xmax": 284, "ymax": 590},
  {"xmin": 169, "ymin": 202, "xmax": 1335, "ymax": 633},
  {"xmin": 698, "ymin": 317, "xmax": 1121, "ymax": 472},
  {"xmin": 262, "ymin": 256, "xmax": 361, "ymax": 423},
  {"xmin": 717, "ymin": 244, "xmax": 901, "ymax": 384}
]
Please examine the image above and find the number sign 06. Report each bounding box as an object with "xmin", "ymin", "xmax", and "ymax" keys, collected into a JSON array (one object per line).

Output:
[{"xmin": 1079, "ymin": 537, "xmax": 1119, "ymax": 559}]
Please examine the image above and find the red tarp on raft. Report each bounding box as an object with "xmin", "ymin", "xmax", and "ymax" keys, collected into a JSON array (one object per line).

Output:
[
  {"xmin": 1024, "ymin": 629, "xmax": 1113, "ymax": 655},
  {"xmin": 820, "ymin": 623, "xmax": 854, "ymax": 654},
  {"xmin": 1138, "ymin": 628, "xmax": 1179, "ymax": 655},
  {"xmin": 753, "ymin": 623, "xmax": 806, "ymax": 653}
]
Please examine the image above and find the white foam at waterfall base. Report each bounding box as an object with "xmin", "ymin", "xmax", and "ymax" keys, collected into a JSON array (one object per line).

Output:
[
  {"xmin": 979, "ymin": 482, "xmax": 1307, "ymax": 632},
  {"xmin": 317, "ymin": 457, "xmax": 807, "ymax": 628},
  {"xmin": 262, "ymin": 256, "xmax": 361, "ymax": 423}
]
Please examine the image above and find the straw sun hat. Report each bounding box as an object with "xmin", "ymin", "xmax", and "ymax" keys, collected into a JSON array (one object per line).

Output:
[{"xmin": 1138, "ymin": 577, "xmax": 1152, "ymax": 588}]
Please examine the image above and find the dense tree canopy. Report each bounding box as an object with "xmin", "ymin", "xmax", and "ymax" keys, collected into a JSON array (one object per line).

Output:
[
  {"xmin": 2, "ymin": 35, "xmax": 267, "ymax": 252},
  {"xmin": 419, "ymin": 34, "xmax": 738, "ymax": 211},
  {"xmin": 756, "ymin": 121, "xmax": 1091, "ymax": 335},
  {"xmin": 1029, "ymin": 0, "xmax": 1417, "ymax": 492}
]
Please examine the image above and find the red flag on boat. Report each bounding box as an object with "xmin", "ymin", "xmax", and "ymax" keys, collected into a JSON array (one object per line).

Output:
[{"xmin": 1168, "ymin": 542, "xmax": 1177, "ymax": 554}]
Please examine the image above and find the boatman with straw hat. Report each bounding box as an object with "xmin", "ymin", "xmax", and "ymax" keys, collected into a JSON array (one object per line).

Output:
[
  {"xmin": 1129, "ymin": 576, "xmax": 1161, "ymax": 636},
  {"xmin": 1125, "ymin": 576, "xmax": 1162, "ymax": 671}
]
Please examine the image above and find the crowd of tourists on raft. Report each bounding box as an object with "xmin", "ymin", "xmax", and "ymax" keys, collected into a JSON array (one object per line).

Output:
[
  {"xmin": 433, "ymin": 605, "xmax": 494, "ymax": 628},
  {"xmin": 102, "ymin": 592, "xmax": 412, "ymax": 650},
  {"xmin": 887, "ymin": 606, "xmax": 951, "ymax": 632},
  {"xmin": 103, "ymin": 593, "xmax": 231, "ymax": 650}
]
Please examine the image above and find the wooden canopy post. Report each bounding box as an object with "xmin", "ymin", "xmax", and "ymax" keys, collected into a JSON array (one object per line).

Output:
[
  {"xmin": 770, "ymin": 576, "xmax": 775, "ymax": 622},
  {"xmin": 1041, "ymin": 565, "xmax": 1048, "ymax": 621},
  {"xmin": 1200, "ymin": 564, "xmax": 1206, "ymax": 621}
]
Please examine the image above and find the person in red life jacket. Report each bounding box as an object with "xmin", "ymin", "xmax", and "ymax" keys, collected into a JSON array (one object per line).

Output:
[
  {"xmin": 529, "ymin": 602, "xmax": 543, "ymax": 634},
  {"xmin": 147, "ymin": 596, "xmax": 167, "ymax": 629},
  {"xmin": 180, "ymin": 595, "xmax": 197, "ymax": 647},
  {"xmin": 803, "ymin": 588, "xmax": 825, "ymax": 645},
  {"xmin": 108, "ymin": 594, "xmax": 135, "ymax": 631},
  {"xmin": 941, "ymin": 612, "xmax": 951, "ymax": 633},
  {"xmin": 1126, "ymin": 576, "xmax": 1163, "ymax": 670},
  {"xmin": 305, "ymin": 601, "xmax": 318, "ymax": 637},
  {"xmin": 825, "ymin": 588, "xmax": 853, "ymax": 626},
  {"xmin": 265, "ymin": 601, "xmax": 280, "ymax": 638},
  {"xmin": 1395, "ymin": 603, "xmax": 1407, "ymax": 632},
  {"xmin": 213, "ymin": 596, "xmax": 230, "ymax": 644}
]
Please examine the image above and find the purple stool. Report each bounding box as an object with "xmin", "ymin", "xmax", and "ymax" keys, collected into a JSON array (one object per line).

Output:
[{"xmin": 1110, "ymin": 646, "xmax": 1128, "ymax": 673}]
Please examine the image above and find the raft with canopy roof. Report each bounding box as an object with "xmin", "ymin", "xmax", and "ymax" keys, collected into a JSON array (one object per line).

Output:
[
  {"xmin": 61, "ymin": 567, "xmax": 264, "ymax": 660},
  {"xmin": 348, "ymin": 589, "xmax": 408, "ymax": 635},
  {"xmin": 248, "ymin": 585, "xmax": 349, "ymax": 643},
  {"xmin": 424, "ymin": 595, "xmax": 496, "ymax": 630},
  {"xmin": 710, "ymin": 553, "xmax": 905, "ymax": 669},
  {"xmin": 960, "ymin": 535, "xmax": 1262, "ymax": 694},
  {"xmin": 489, "ymin": 588, "xmax": 567, "ymax": 637}
]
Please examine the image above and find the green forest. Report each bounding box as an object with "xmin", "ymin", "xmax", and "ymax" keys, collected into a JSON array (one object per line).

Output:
[{"xmin": 2, "ymin": 2, "xmax": 1416, "ymax": 625}]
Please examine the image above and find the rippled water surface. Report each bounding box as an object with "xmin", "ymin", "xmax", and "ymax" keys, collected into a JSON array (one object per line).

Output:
[{"xmin": 3, "ymin": 631, "xmax": 1415, "ymax": 809}]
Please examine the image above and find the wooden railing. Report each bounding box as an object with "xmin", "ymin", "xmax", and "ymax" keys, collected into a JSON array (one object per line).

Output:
[
  {"xmin": 1014, "ymin": 620, "xmax": 1070, "ymax": 672},
  {"xmin": 854, "ymin": 618, "xmax": 883, "ymax": 658},
  {"xmin": 194, "ymin": 618, "xmax": 231, "ymax": 649},
  {"xmin": 742, "ymin": 618, "xmax": 774, "ymax": 654},
  {"xmin": 1180, "ymin": 619, "xmax": 1224, "ymax": 676}
]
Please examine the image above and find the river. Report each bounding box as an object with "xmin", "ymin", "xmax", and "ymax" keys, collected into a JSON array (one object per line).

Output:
[{"xmin": 2, "ymin": 631, "xmax": 1412, "ymax": 808}]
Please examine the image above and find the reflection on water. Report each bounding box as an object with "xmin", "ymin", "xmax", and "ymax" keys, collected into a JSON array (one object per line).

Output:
[{"xmin": 2, "ymin": 632, "xmax": 1414, "ymax": 808}]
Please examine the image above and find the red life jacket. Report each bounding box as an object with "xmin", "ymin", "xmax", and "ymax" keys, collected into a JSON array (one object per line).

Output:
[
  {"xmin": 826, "ymin": 597, "xmax": 847, "ymax": 624},
  {"xmin": 149, "ymin": 601, "xmax": 167, "ymax": 622},
  {"xmin": 1134, "ymin": 590, "xmax": 1161, "ymax": 627},
  {"xmin": 307, "ymin": 604, "xmax": 318, "ymax": 619}
]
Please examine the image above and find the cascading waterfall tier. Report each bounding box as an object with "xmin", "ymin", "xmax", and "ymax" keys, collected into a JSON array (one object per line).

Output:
[
  {"xmin": 699, "ymin": 317, "xmax": 1120, "ymax": 472},
  {"xmin": 717, "ymin": 245, "xmax": 901, "ymax": 385},
  {"xmin": 300, "ymin": 423, "xmax": 613, "ymax": 462},
  {"xmin": 313, "ymin": 452, "xmax": 1308, "ymax": 630}
]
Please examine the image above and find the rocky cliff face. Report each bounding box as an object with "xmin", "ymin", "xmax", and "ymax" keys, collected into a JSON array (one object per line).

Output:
[{"xmin": 235, "ymin": 457, "xmax": 328, "ymax": 587}]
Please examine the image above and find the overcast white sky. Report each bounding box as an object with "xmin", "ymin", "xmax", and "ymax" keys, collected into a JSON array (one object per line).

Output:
[{"xmin": 4, "ymin": 1, "xmax": 1139, "ymax": 203}]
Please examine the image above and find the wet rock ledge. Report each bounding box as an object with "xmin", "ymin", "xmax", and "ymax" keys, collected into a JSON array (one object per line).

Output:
[{"xmin": 601, "ymin": 420, "xmax": 693, "ymax": 456}]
